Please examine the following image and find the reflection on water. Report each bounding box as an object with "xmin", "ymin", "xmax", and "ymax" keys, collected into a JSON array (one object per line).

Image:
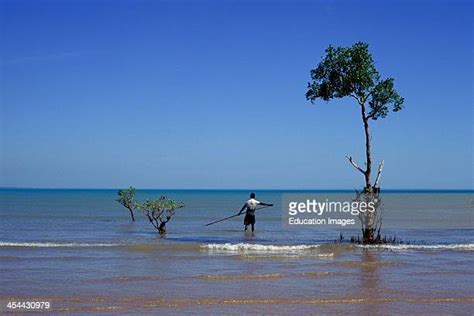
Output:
[{"xmin": 358, "ymin": 251, "xmax": 381, "ymax": 315}]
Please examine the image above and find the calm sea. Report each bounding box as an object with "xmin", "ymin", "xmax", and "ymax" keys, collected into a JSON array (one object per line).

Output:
[{"xmin": 1, "ymin": 189, "xmax": 473, "ymax": 314}]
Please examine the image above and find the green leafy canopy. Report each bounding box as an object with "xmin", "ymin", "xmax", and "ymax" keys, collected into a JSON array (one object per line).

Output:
[
  {"xmin": 138, "ymin": 195, "xmax": 185, "ymax": 220},
  {"xmin": 116, "ymin": 186, "xmax": 137, "ymax": 210},
  {"xmin": 306, "ymin": 42, "xmax": 404, "ymax": 120}
]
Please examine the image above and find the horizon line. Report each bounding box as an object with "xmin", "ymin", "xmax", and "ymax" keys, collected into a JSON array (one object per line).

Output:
[{"xmin": 1, "ymin": 186, "xmax": 473, "ymax": 192}]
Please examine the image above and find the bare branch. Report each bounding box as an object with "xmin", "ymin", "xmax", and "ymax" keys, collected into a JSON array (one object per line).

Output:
[
  {"xmin": 345, "ymin": 155, "xmax": 365, "ymax": 174},
  {"xmin": 374, "ymin": 160, "xmax": 384, "ymax": 188}
]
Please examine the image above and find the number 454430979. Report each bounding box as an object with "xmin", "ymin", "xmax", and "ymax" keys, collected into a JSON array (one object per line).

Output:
[{"xmin": 7, "ymin": 301, "xmax": 50, "ymax": 309}]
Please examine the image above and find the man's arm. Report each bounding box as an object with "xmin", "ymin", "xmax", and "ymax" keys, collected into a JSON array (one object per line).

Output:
[
  {"xmin": 238, "ymin": 204, "xmax": 247, "ymax": 215},
  {"xmin": 259, "ymin": 202, "xmax": 274, "ymax": 206}
]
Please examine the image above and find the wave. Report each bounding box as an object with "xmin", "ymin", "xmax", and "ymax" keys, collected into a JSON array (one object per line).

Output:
[
  {"xmin": 3, "ymin": 241, "xmax": 472, "ymax": 252},
  {"xmin": 204, "ymin": 242, "xmax": 474, "ymax": 254},
  {"xmin": 0, "ymin": 242, "xmax": 122, "ymax": 248},
  {"xmin": 357, "ymin": 243, "xmax": 474, "ymax": 251},
  {"xmin": 203, "ymin": 243, "xmax": 321, "ymax": 253}
]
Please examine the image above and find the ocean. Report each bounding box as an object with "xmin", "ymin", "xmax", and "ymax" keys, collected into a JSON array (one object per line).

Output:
[{"xmin": 1, "ymin": 189, "xmax": 473, "ymax": 314}]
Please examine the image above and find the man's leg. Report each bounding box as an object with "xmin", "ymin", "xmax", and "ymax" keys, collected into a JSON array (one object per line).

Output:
[
  {"xmin": 244, "ymin": 225, "xmax": 248, "ymax": 231},
  {"xmin": 251, "ymin": 223, "xmax": 255, "ymax": 232}
]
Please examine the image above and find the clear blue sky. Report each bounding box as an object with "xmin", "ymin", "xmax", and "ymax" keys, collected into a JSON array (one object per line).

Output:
[{"xmin": 1, "ymin": 0, "xmax": 473, "ymax": 189}]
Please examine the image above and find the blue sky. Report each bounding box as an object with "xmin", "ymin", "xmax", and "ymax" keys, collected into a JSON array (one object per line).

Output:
[{"xmin": 1, "ymin": 0, "xmax": 473, "ymax": 189}]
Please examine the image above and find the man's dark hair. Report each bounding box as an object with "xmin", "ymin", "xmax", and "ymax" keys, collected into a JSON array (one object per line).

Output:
[{"xmin": 250, "ymin": 192, "xmax": 256, "ymax": 199}]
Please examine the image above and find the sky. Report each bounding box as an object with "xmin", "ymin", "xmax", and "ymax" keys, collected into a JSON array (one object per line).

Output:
[{"xmin": 1, "ymin": 0, "xmax": 473, "ymax": 189}]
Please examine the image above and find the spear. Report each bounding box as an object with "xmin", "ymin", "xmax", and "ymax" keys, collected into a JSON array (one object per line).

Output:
[{"xmin": 204, "ymin": 205, "xmax": 273, "ymax": 226}]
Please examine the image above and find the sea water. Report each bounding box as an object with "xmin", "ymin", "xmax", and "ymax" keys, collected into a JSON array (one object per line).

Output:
[{"xmin": 1, "ymin": 189, "xmax": 473, "ymax": 314}]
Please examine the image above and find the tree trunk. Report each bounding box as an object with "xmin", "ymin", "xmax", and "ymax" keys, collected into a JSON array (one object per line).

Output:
[
  {"xmin": 159, "ymin": 222, "xmax": 167, "ymax": 234},
  {"xmin": 360, "ymin": 103, "xmax": 372, "ymax": 189},
  {"xmin": 363, "ymin": 228, "xmax": 375, "ymax": 243},
  {"xmin": 360, "ymin": 103, "xmax": 375, "ymax": 243},
  {"xmin": 128, "ymin": 207, "xmax": 135, "ymax": 221}
]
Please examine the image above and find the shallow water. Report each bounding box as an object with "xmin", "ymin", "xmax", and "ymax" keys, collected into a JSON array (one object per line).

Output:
[{"xmin": 1, "ymin": 189, "xmax": 473, "ymax": 314}]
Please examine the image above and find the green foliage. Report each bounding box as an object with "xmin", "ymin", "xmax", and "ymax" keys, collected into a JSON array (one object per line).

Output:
[
  {"xmin": 116, "ymin": 186, "xmax": 137, "ymax": 210},
  {"xmin": 138, "ymin": 195, "xmax": 185, "ymax": 222},
  {"xmin": 116, "ymin": 187, "xmax": 185, "ymax": 231},
  {"xmin": 138, "ymin": 195, "xmax": 185, "ymax": 233},
  {"xmin": 306, "ymin": 42, "xmax": 404, "ymax": 120}
]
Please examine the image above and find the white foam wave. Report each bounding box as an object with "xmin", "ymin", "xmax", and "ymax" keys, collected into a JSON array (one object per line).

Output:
[
  {"xmin": 358, "ymin": 243, "xmax": 474, "ymax": 251},
  {"xmin": 0, "ymin": 242, "xmax": 121, "ymax": 248},
  {"xmin": 203, "ymin": 243, "xmax": 320, "ymax": 253}
]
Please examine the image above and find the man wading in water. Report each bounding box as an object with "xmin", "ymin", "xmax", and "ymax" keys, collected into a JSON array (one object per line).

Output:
[{"xmin": 238, "ymin": 193, "xmax": 273, "ymax": 232}]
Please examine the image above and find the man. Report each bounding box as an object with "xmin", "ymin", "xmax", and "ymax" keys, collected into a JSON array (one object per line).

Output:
[{"xmin": 238, "ymin": 192, "xmax": 273, "ymax": 232}]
